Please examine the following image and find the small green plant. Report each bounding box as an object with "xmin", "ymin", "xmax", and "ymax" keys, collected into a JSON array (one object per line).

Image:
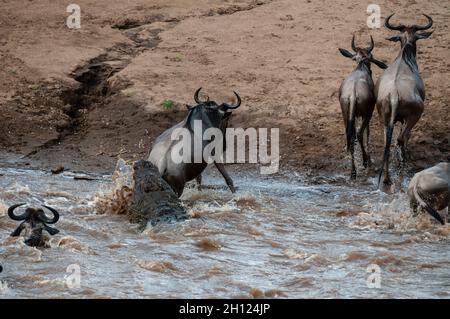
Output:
[
  {"xmin": 125, "ymin": 159, "xmax": 134, "ymax": 166},
  {"xmin": 161, "ymin": 99, "xmax": 175, "ymax": 109},
  {"xmin": 174, "ymin": 54, "xmax": 183, "ymax": 62}
]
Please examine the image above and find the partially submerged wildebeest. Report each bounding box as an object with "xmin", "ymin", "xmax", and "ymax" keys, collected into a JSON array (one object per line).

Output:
[
  {"xmin": 338, "ymin": 35, "xmax": 387, "ymax": 179},
  {"xmin": 8, "ymin": 203, "xmax": 60, "ymax": 247},
  {"xmin": 148, "ymin": 88, "xmax": 241, "ymax": 197},
  {"xmin": 376, "ymin": 13, "xmax": 434, "ymax": 187},
  {"xmin": 408, "ymin": 162, "xmax": 449, "ymax": 225}
]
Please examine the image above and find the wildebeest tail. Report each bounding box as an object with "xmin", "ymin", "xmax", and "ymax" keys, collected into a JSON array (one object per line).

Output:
[
  {"xmin": 346, "ymin": 96, "xmax": 356, "ymax": 152},
  {"xmin": 413, "ymin": 184, "xmax": 445, "ymax": 225}
]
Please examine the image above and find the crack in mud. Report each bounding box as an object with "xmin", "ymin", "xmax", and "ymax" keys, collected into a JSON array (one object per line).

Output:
[
  {"xmin": 26, "ymin": 0, "xmax": 273, "ymax": 157},
  {"xmin": 112, "ymin": 14, "xmax": 171, "ymax": 30},
  {"xmin": 26, "ymin": 26, "xmax": 171, "ymax": 157},
  {"xmin": 207, "ymin": 0, "xmax": 269, "ymax": 16},
  {"xmin": 111, "ymin": 0, "xmax": 271, "ymax": 30}
]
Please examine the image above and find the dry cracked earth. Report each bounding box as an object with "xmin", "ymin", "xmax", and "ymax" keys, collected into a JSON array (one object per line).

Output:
[{"xmin": 0, "ymin": 0, "xmax": 448, "ymax": 177}]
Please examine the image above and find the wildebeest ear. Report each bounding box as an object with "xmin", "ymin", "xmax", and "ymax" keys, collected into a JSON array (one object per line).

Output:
[
  {"xmin": 223, "ymin": 112, "xmax": 232, "ymax": 119},
  {"xmin": 185, "ymin": 104, "xmax": 193, "ymax": 110},
  {"xmin": 338, "ymin": 48, "xmax": 353, "ymax": 58},
  {"xmin": 416, "ymin": 31, "xmax": 433, "ymax": 39},
  {"xmin": 10, "ymin": 224, "xmax": 25, "ymax": 237},
  {"xmin": 386, "ymin": 35, "xmax": 401, "ymax": 42},
  {"xmin": 371, "ymin": 58, "xmax": 388, "ymax": 69},
  {"xmin": 44, "ymin": 225, "xmax": 60, "ymax": 236}
]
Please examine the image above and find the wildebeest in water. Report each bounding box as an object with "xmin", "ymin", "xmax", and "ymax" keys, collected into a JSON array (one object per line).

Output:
[
  {"xmin": 408, "ymin": 162, "xmax": 449, "ymax": 225},
  {"xmin": 148, "ymin": 88, "xmax": 241, "ymax": 197},
  {"xmin": 8, "ymin": 203, "xmax": 60, "ymax": 247},
  {"xmin": 376, "ymin": 13, "xmax": 434, "ymax": 187},
  {"xmin": 338, "ymin": 34, "xmax": 387, "ymax": 179}
]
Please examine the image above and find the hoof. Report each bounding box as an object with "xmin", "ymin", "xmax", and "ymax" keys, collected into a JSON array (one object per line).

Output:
[
  {"xmin": 363, "ymin": 157, "xmax": 372, "ymax": 168},
  {"xmin": 379, "ymin": 179, "xmax": 393, "ymax": 193},
  {"xmin": 383, "ymin": 179, "xmax": 393, "ymax": 186}
]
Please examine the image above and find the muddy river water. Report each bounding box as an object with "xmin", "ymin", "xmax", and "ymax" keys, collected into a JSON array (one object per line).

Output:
[{"xmin": 0, "ymin": 155, "xmax": 449, "ymax": 298}]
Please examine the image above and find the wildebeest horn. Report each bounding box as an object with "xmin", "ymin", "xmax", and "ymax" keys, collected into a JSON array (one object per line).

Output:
[
  {"xmin": 194, "ymin": 87, "xmax": 209, "ymax": 104},
  {"xmin": 367, "ymin": 35, "xmax": 374, "ymax": 53},
  {"xmin": 351, "ymin": 35, "xmax": 357, "ymax": 51},
  {"xmin": 222, "ymin": 91, "xmax": 241, "ymax": 109},
  {"xmin": 412, "ymin": 14, "xmax": 433, "ymax": 31},
  {"xmin": 39, "ymin": 205, "xmax": 60, "ymax": 224},
  {"xmin": 7, "ymin": 203, "xmax": 28, "ymax": 221},
  {"xmin": 385, "ymin": 13, "xmax": 405, "ymax": 31}
]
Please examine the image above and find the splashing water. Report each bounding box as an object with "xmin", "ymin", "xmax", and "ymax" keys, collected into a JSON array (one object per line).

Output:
[
  {"xmin": 94, "ymin": 159, "xmax": 134, "ymax": 215},
  {"xmin": 0, "ymin": 158, "xmax": 449, "ymax": 298},
  {"xmin": 0, "ymin": 200, "xmax": 7, "ymax": 218}
]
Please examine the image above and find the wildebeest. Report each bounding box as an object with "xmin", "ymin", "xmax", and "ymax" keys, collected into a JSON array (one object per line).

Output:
[
  {"xmin": 376, "ymin": 13, "xmax": 434, "ymax": 187},
  {"xmin": 148, "ymin": 88, "xmax": 241, "ymax": 197},
  {"xmin": 338, "ymin": 35, "xmax": 387, "ymax": 179},
  {"xmin": 408, "ymin": 162, "xmax": 449, "ymax": 225},
  {"xmin": 8, "ymin": 203, "xmax": 60, "ymax": 247}
]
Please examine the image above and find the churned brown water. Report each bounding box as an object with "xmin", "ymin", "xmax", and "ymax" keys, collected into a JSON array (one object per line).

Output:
[{"xmin": 0, "ymin": 158, "xmax": 449, "ymax": 298}]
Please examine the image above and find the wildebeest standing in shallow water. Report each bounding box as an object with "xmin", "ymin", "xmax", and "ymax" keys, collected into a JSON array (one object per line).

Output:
[
  {"xmin": 376, "ymin": 13, "xmax": 434, "ymax": 187},
  {"xmin": 338, "ymin": 35, "xmax": 387, "ymax": 179}
]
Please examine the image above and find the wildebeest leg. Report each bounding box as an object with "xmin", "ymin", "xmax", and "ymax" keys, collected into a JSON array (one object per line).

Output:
[
  {"xmin": 343, "ymin": 99, "xmax": 356, "ymax": 179},
  {"xmin": 214, "ymin": 162, "xmax": 236, "ymax": 193},
  {"xmin": 358, "ymin": 116, "xmax": 371, "ymax": 168},
  {"xmin": 396, "ymin": 121, "xmax": 407, "ymax": 162},
  {"xmin": 343, "ymin": 112, "xmax": 356, "ymax": 179},
  {"xmin": 196, "ymin": 174, "xmax": 202, "ymax": 191},
  {"xmin": 446, "ymin": 206, "xmax": 450, "ymax": 223},
  {"xmin": 397, "ymin": 114, "xmax": 421, "ymax": 162},
  {"xmin": 349, "ymin": 138, "xmax": 356, "ymax": 179},
  {"xmin": 410, "ymin": 196, "xmax": 419, "ymax": 217},
  {"xmin": 382, "ymin": 125, "xmax": 393, "ymax": 186},
  {"xmin": 379, "ymin": 99, "xmax": 395, "ymax": 187},
  {"xmin": 164, "ymin": 175, "xmax": 185, "ymax": 197},
  {"xmin": 365, "ymin": 121, "xmax": 370, "ymax": 154}
]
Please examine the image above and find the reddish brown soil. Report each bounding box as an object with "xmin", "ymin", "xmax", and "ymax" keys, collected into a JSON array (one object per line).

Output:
[{"xmin": 0, "ymin": 0, "xmax": 448, "ymax": 177}]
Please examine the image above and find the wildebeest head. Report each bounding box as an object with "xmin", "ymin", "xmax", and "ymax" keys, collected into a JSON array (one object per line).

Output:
[
  {"xmin": 185, "ymin": 87, "xmax": 241, "ymax": 132},
  {"xmin": 8, "ymin": 203, "xmax": 60, "ymax": 247},
  {"xmin": 385, "ymin": 13, "xmax": 433, "ymax": 47},
  {"xmin": 339, "ymin": 35, "xmax": 388, "ymax": 70}
]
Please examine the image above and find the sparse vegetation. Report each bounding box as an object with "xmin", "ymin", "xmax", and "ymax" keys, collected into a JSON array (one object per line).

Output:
[
  {"xmin": 161, "ymin": 99, "xmax": 175, "ymax": 109},
  {"xmin": 174, "ymin": 54, "xmax": 183, "ymax": 62}
]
